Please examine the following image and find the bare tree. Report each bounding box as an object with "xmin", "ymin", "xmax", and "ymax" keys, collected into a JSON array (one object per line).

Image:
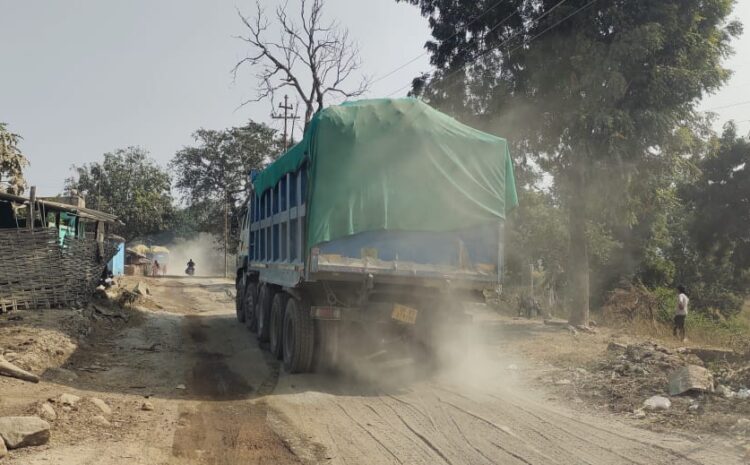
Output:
[{"xmin": 234, "ymin": 0, "xmax": 370, "ymax": 126}]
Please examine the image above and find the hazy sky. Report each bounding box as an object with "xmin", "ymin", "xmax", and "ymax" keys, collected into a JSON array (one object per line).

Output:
[{"xmin": 2, "ymin": 1, "xmax": 749, "ymax": 196}]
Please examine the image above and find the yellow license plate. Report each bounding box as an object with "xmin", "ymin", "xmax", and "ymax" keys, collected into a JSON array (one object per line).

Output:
[{"xmin": 391, "ymin": 304, "xmax": 418, "ymax": 325}]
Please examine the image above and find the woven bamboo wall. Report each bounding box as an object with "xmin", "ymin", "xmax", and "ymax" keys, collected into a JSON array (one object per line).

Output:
[{"xmin": 0, "ymin": 228, "xmax": 118, "ymax": 312}]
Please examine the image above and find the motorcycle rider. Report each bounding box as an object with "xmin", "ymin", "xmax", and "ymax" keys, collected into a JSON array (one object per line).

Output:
[{"xmin": 186, "ymin": 259, "xmax": 195, "ymax": 275}]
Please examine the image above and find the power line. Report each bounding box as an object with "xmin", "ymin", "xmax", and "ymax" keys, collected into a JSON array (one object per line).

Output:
[
  {"xmin": 506, "ymin": 0, "xmax": 594, "ymax": 55},
  {"xmin": 705, "ymin": 99, "xmax": 750, "ymax": 111},
  {"xmin": 387, "ymin": 0, "xmax": 587, "ymax": 97},
  {"xmin": 383, "ymin": 5, "xmax": 525, "ymax": 97},
  {"xmin": 370, "ymin": 0, "xmax": 509, "ymax": 85}
]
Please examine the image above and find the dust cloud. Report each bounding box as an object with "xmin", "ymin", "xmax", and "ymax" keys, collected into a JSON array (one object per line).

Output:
[
  {"xmin": 164, "ymin": 233, "xmax": 233, "ymax": 277},
  {"xmin": 324, "ymin": 299, "xmax": 520, "ymax": 395}
]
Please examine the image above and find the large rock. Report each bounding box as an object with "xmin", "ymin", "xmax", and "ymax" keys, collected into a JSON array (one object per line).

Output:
[
  {"xmin": 643, "ymin": 395, "xmax": 671, "ymax": 411},
  {"xmin": 91, "ymin": 415, "xmax": 111, "ymax": 427},
  {"xmin": 89, "ymin": 398, "xmax": 112, "ymax": 416},
  {"xmin": 668, "ymin": 365, "xmax": 714, "ymax": 396},
  {"xmin": 717, "ymin": 384, "xmax": 735, "ymax": 398},
  {"xmin": 38, "ymin": 403, "xmax": 57, "ymax": 422},
  {"xmin": 686, "ymin": 347, "xmax": 744, "ymax": 363},
  {"xmin": 0, "ymin": 416, "xmax": 50, "ymax": 449},
  {"xmin": 607, "ymin": 342, "xmax": 628, "ymax": 352},
  {"xmin": 0, "ymin": 355, "xmax": 39, "ymax": 383},
  {"xmin": 132, "ymin": 282, "xmax": 150, "ymax": 296},
  {"xmin": 59, "ymin": 393, "xmax": 81, "ymax": 407}
]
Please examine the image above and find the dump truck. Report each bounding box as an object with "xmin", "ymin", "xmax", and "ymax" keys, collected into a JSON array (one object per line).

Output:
[{"xmin": 235, "ymin": 98, "xmax": 517, "ymax": 373}]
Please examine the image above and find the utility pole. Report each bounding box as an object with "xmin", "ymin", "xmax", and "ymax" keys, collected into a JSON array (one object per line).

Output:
[
  {"xmin": 271, "ymin": 95, "xmax": 299, "ymax": 150},
  {"xmin": 224, "ymin": 193, "xmax": 229, "ymax": 279}
]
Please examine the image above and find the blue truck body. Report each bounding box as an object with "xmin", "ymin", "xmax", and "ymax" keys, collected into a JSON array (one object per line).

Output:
[{"xmin": 237, "ymin": 163, "xmax": 503, "ymax": 292}]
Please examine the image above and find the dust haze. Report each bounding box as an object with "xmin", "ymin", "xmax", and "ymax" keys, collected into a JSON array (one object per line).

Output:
[
  {"xmin": 164, "ymin": 233, "xmax": 234, "ymax": 277},
  {"xmin": 321, "ymin": 299, "xmax": 521, "ymax": 397}
]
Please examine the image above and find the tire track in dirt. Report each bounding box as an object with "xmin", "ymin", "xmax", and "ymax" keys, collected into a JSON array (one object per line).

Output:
[
  {"xmin": 139, "ymin": 278, "xmax": 745, "ymax": 465},
  {"xmin": 167, "ymin": 292, "xmax": 302, "ymax": 465},
  {"xmin": 434, "ymin": 384, "xmax": 651, "ymax": 465},
  {"xmin": 394, "ymin": 390, "xmax": 552, "ymax": 465},
  {"xmin": 434, "ymin": 382, "xmax": 736, "ymax": 465},
  {"xmin": 267, "ymin": 368, "xmax": 746, "ymax": 465},
  {"xmin": 380, "ymin": 402, "xmax": 454, "ymax": 465},
  {"xmin": 333, "ymin": 401, "xmax": 406, "ymax": 464}
]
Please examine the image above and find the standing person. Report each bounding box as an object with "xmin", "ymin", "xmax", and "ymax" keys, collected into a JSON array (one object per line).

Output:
[
  {"xmin": 152, "ymin": 260, "xmax": 160, "ymax": 278},
  {"xmin": 673, "ymin": 285, "xmax": 689, "ymax": 342}
]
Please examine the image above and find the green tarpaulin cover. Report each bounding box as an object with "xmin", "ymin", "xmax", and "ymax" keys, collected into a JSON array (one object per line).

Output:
[{"xmin": 253, "ymin": 98, "xmax": 518, "ymax": 248}]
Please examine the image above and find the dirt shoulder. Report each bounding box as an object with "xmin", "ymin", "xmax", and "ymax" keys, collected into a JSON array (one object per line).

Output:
[
  {"xmin": 0, "ymin": 277, "xmax": 303, "ymax": 465},
  {"xmin": 486, "ymin": 313, "xmax": 750, "ymax": 457}
]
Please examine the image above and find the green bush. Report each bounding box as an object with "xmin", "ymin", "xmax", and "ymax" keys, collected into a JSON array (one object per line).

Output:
[{"xmin": 652, "ymin": 286, "xmax": 677, "ymax": 324}]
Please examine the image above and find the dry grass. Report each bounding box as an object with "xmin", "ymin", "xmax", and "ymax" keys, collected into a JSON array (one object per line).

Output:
[
  {"xmin": 599, "ymin": 285, "xmax": 750, "ymax": 353},
  {"xmin": 599, "ymin": 312, "xmax": 750, "ymax": 353}
]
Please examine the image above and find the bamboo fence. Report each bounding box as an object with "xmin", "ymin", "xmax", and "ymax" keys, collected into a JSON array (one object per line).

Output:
[{"xmin": 0, "ymin": 228, "xmax": 118, "ymax": 312}]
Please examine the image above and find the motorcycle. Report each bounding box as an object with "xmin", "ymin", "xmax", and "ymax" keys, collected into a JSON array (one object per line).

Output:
[{"xmin": 185, "ymin": 264, "xmax": 195, "ymax": 276}]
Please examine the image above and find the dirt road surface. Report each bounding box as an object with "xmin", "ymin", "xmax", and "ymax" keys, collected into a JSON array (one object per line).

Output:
[{"xmin": 3, "ymin": 276, "xmax": 744, "ymax": 464}]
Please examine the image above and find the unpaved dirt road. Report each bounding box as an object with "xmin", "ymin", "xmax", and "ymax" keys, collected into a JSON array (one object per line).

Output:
[{"xmin": 6, "ymin": 276, "xmax": 744, "ymax": 464}]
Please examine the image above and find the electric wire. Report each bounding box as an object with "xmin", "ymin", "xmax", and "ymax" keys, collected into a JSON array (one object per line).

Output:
[{"xmin": 386, "ymin": 0, "xmax": 593, "ymax": 97}]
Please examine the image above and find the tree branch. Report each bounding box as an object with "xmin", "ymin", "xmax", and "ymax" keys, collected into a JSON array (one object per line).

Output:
[{"xmin": 234, "ymin": 0, "xmax": 369, "ymax": 126}]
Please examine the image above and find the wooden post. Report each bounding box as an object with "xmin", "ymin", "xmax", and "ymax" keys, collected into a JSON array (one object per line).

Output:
[
  {"xmin": 27, "ymin": 186, "xmax": 36, "ymax": 230},
  {"xmin": 96, "ymin": 221, "xmax": 105, "ymax": 262}
]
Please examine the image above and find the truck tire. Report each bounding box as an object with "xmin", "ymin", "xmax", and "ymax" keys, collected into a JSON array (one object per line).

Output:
[
  {"xmin": 256, "ymin": 285, "xmax": 274, "ymax": 343},
  {"xmin": 235, "ymin": 274, "xmax": 246, "ymax": 323},
  {"xmin": 243, "ymin": 282, "xmax": 258, "ymax": 332},
  {"xmin": 269, "ymin": 293, "xmax": 289, "ymax": 360},
  {"xmin": 282, "ymin": 297, "xmax": 315, "ymax": 373}
]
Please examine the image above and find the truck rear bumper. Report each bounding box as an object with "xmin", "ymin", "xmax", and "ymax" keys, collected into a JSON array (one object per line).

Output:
[
  {"xmin": 311, "ymin": 303, "xmax": 399, "ymax": 323},
  {"xmin": 311, "ymin": 301, "xmax": 472, "ymax": 327},
  {"xmin": 310, "ymin": 267, "xmax": 495, "ymax": 291}
]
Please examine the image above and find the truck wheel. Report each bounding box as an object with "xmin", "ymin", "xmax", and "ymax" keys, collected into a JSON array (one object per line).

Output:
[
  {"xmin": 269, "ymin": 293, "xmax": 289, "ymax": 360},
  {"xmin": 235, "ymin": 274, "xmax": 246, "ymax": 323},
  {"xmin": 243, "ymin": 282, "xmax": 258, "ymax": 332},
  {"xmin": 282, "ymin": 297, "xmax": 315, "ymax": 373},
  {"xmin": 256, "ymin": 285, "xmax": 274, "ymax": 343}
]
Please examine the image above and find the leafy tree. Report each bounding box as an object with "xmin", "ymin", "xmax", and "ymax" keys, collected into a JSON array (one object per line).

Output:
[
  {"xmin": 591, "ymin": 120, "xmax": 709, "ymax": 304},
  {"xmin": 673, "ymin": 123, "xmax": 750, "ymax": 315},
  {"xmin": 504, "ymin": 159, "xmax": 566, "ymax": 277},
  {"xmin": 399, "ymin": 0, "xmax": 741, "ymax": 325},
  {"xmin": 0, "ymin": 122, "xmax": 29, "ymax": 195},
  {"xmin": 170, "ymin": 121, "xmax": 280, "ymax": 252},
  {"xmin": 685, "ymin": 123, "xmax": 750, "ymax": 270},
  {"xmin": 66, "ymin": 147, "xmax": 174, "ymax": 241}
]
